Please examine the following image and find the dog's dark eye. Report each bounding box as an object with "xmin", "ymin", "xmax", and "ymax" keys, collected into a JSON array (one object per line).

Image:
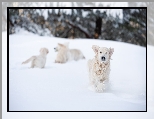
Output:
[{"xmin": 100, "ymin": 52, "xmax": 102, "ymax": 53}]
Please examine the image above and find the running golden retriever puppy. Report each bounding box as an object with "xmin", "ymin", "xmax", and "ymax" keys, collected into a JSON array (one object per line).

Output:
[
  {"xmin": 88, "ymin": 45, "xmax": 114, "ymax": 92},
  {"xmin": 54, "ymin": 42, "xmax": 85, "ymax": 63},
  {"xmin": 22, "ymin": 48, "xmax": 49, "ymax": 68}
]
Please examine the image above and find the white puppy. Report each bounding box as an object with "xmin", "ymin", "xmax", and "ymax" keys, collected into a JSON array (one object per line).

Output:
[
  {"xmin": 22, "ymin": 48, "xmax": 49, "ymax": 68},
  {"xmin": 54, "ymin": 42, "xmax": 85, "ymax": 63},
  {"xmin": 88, "ymin": 45, "xmax": 114, "ymax": 92}
]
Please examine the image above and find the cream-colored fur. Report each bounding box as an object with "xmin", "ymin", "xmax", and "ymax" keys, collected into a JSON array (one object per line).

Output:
[
  {"xmin": 54, "ymin": 42, "xmax": 85, "ymax": 63},
  {"xmin": 22, "ymin": 48, "xmax": 49, "ymax": 68},
  {"xmin": 88, "ymin": 45, "xmax": 114, "ymax": 92}
]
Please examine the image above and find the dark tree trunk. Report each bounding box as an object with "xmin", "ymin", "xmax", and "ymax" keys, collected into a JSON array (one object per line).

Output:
[{"xmin": 94, "ymin": 17, "xmax": 102, "ymax": 39}]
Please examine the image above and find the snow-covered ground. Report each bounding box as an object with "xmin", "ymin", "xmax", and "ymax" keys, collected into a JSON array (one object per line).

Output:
[
  {"xmin": 7, "ymin": 30, "xmax": 146, "ymax": 111},
  {"xmin": 2, "ymin": 31, "xmax": 154, "ymax": 118}
]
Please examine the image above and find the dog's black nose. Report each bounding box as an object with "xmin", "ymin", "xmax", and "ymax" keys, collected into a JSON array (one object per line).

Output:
[
  {"xmin": 54, "ymin": 48, "xmax": 56, "ymax": 49},
  {"xmin": 101, "ymin": 56, "xmax": 106, "ymax": 61}
]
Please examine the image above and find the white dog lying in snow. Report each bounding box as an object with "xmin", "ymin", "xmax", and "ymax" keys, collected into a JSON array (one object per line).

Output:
[
  {"xmin": 22, "ymin": 48, "xmax": 49, "ymax": 68},
  {"xmin": 54, "ymin": 42, "xmax": 85, "ymax": 63},
  {"xmin": 88, "ymin": 45, "xmax": 114, "ymax": 92}
]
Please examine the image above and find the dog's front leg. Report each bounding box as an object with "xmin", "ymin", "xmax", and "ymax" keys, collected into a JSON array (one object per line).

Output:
[
  {"xmin": 30, "ymin": 61, "xmax": 35, "ymax": 68},
  {"xmin": 95, "ymin": 81, "xmax": 104, "ymax": 93}
]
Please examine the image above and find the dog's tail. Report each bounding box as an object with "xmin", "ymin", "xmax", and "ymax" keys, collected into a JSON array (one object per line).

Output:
[{"xmin": 22, "ymin": 56, "xmax": 36, "ymax": 64}]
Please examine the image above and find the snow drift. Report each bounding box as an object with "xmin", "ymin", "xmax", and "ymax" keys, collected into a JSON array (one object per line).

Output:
[{"xmin": 7, "ymin": 31, "xmax": 146, "ymax": 111}]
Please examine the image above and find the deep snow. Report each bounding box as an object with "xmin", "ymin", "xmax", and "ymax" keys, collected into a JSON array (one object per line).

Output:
[
  {"xmin": 2, "ymin": 32, "xmax": 154, "ymax": 119},
  {"xmin": 6, "ymin": 30, "xmax": 146, "ymax": 111}
]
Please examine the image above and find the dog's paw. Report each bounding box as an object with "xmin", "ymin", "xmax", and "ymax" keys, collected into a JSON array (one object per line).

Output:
[
  {"xmin": 95, "ymin": 87, "xmax": 104, "ymax": 93},
  {"xmin": 55, "ymin": 60, "xmax": 60, "ymax": 63},
  {"xmin": 55, "ymin": 60, "xmax": 64, "ymax": 64},
  {"xmin": 95, "ymin": 83, "xmax": 105, "ymax": 93}
]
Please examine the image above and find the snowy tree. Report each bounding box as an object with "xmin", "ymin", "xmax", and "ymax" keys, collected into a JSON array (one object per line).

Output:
[
  {"xmin": 8, "ymin": 7, "xmax": 146, "ymax": 46},
  {"xmin": 122, "ymin": 9, "xmax": 146, "ymax": 46},
  {"xmin": 128, "ymin": 2, "xmax": 153, "ymax": 45}
]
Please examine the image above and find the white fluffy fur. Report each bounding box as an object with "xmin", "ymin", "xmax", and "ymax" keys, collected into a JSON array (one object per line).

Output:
[
  {"xmin": 22, "ymin": 48, "xmax": 49, "ymax": 68},
  {"xmin": 54, "ymin": 42, "xmax": 85, "ymax": 63},
  {"xmin": 88, "ymin": 45, "xmax": 114, "ymax": 92}
]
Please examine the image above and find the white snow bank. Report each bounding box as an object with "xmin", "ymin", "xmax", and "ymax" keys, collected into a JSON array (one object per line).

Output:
[{"xmin": 7, "ymin": 30, "xmax": 146, "ymax": 111}]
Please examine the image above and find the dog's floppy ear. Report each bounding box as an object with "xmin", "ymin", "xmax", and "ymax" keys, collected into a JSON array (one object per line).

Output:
[
  {"xmin": 58, "ymin": 43, "xmax": 64, "ymax": 47},
  {"xmin": 40, "ymin": 48, "xmax": 43, "ymax": 53},
  {"xmin": 92, "ymin": 45, "xmax": 99, "ymax": 54},
  {"xmin": 109, "ymin": 48, "xmax": 114, "ymax": 58},
  {"xmin": 64, "ymin": 42, "xmax": 69, "ymax": 47}
]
